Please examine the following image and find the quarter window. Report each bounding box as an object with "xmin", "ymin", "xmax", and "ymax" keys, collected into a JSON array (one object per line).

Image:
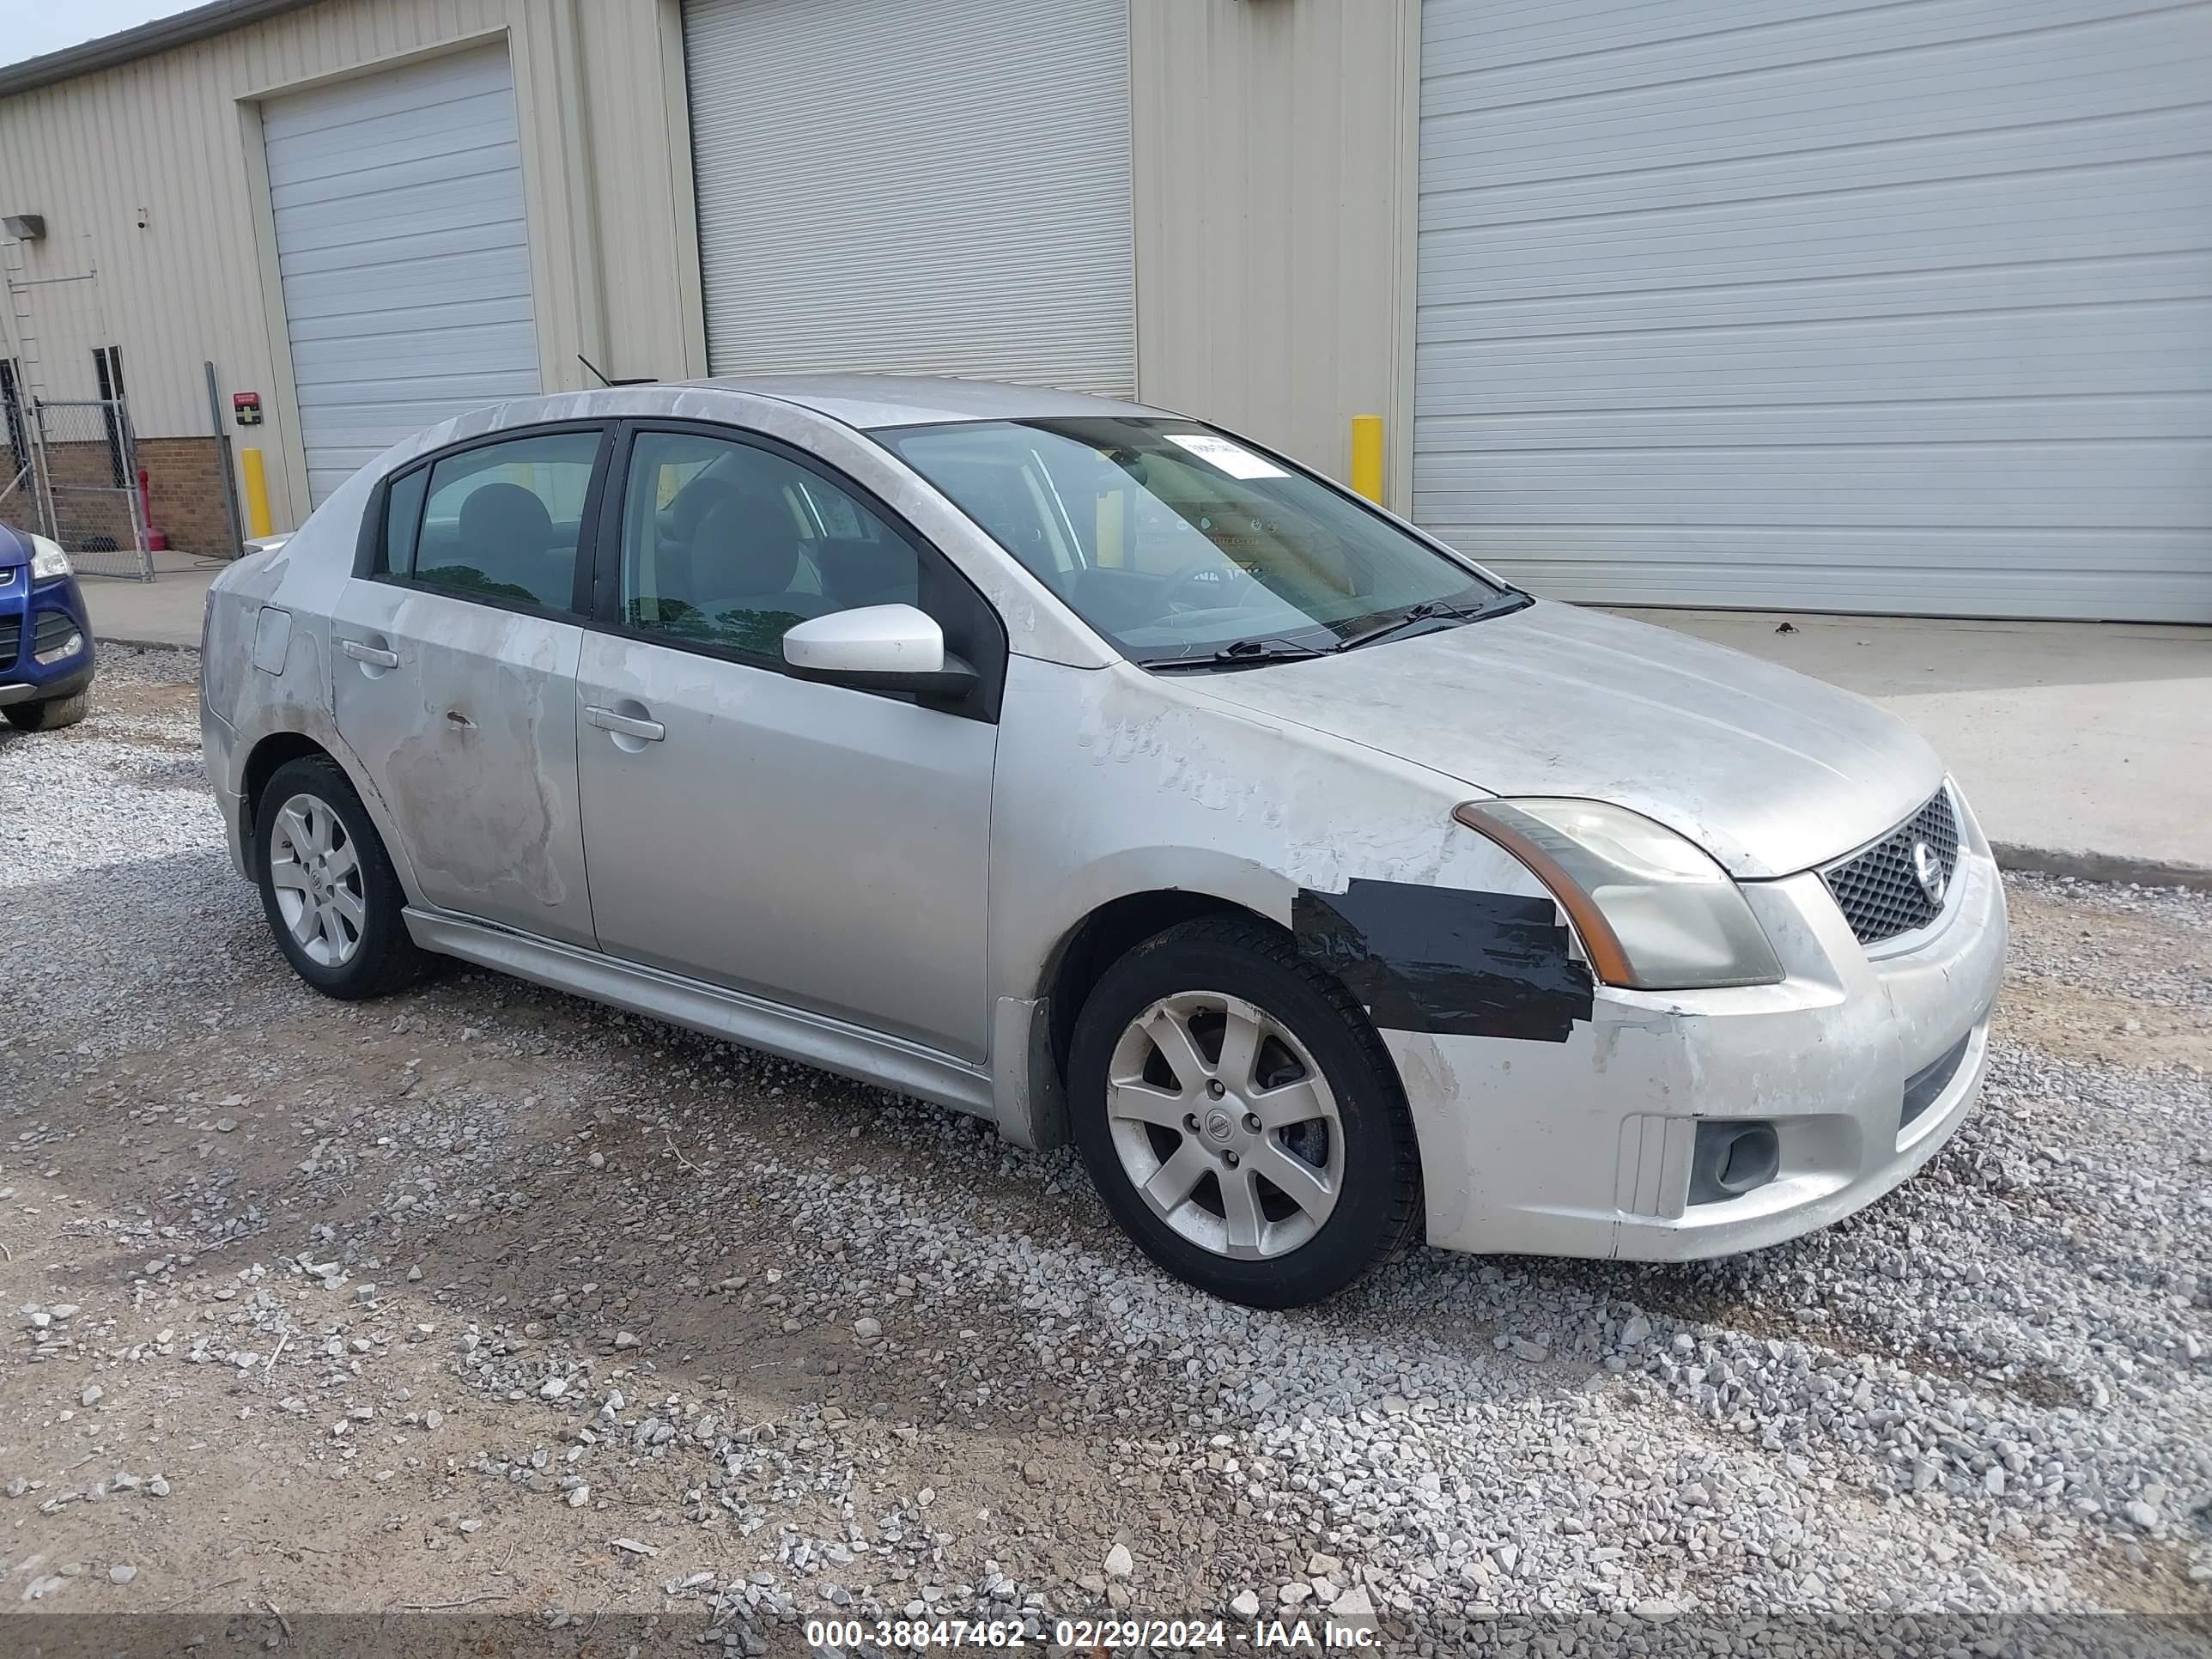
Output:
[
  {"xmin": 394, "ymin": 431, "xmax": 601, "ymax": 611},
  {"xmin": 617, "ymin": 431, "xmax": 916, "ymax": 661}
]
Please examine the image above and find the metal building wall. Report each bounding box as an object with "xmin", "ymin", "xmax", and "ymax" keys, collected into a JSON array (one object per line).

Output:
[
  {"xmin": 685, "ymin": 0, "xmax": 1136, "ymax": 396},
  {"xmin": 1413, "ymin": 0, "xmax": 2212, "ymax": 623},
  {"xmin": 2, "ymin": 0, "xmax": 1426, "ymax": 531},
  {"xmin": 1129, "ymin": 0, "xmax": 1422, "ymax": 507},
  {"xmin": 0, "ymin": 0, "xmax": 701, "ymax": 532}
]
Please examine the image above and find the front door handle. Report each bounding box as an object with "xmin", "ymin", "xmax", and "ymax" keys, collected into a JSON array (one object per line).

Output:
[
  {"xmin": 585, "ymin": 704, "xmax": 665, "ymax": 743},
  {"xmin": 342, "ymin": 639, "xmax": 399, "ymax": 668}
]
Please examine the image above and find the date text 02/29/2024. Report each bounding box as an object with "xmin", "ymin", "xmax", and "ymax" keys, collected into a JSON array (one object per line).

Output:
[{"xmin": 803, "ymin": 1616, "xmax": 1382, "ymax": 1649}]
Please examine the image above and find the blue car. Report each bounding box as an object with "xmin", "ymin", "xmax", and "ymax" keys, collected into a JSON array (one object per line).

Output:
[{"xmin": 0, "ymin": 523, "xmax": 95, "ymax": 731}]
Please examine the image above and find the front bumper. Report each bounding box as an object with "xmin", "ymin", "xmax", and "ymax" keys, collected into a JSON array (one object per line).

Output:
[
  {"xmin": 1395, "ymin": 803, "xmax": 2008, "ymax": 1261},
  {"xmin": 0, "ymin": 569, "xmax": 95, "ymax": 704}
]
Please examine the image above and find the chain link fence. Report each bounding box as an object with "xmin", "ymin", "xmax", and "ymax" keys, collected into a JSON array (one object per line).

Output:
[{"xmin": 30, "ymin": 396, "xmax": 153, "ymax": 580}]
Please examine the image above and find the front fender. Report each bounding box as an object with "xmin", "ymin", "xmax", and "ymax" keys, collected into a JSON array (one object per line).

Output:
[{"xmin": 985, "ymin": 656, "xmax": 1573, "ymax": 1155}]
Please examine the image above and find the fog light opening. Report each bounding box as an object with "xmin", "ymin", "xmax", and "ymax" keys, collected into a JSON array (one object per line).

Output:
[
  {"xmin": 34, "ymin": 631, "xmax": 84, "ymax": 666},
  {"xmin": 1689, "ymin": 1121, "xmax": 1780, "ymax": 1206}
]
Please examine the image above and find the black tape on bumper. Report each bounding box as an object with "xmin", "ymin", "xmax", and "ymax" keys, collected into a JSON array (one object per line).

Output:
[{"xmin": 1294, "ymin": 879, "xmax": 1595, "ymax": 1042}]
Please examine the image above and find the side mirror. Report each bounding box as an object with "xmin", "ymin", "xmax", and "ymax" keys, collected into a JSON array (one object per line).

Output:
[{"xmin": 782, "ymin": 604, "xmax": 978, "ymax": 698}]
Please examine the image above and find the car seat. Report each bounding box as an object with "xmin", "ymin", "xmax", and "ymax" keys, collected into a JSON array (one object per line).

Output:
[
  {"xmin": 458, "ymin": 482, "xmax": 566, "ymax": 605},
  {"xmin": 687, "ymin": 489, "xmax": 836, "ymax": 634}
]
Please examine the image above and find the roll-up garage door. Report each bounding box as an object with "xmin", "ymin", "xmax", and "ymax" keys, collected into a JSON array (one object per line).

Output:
[
  {"xmin": 263, "ymin": 44, "xmax": 541, "ymax": 505},
  {"xmin": 1414, "ymin": 1, "xmax": 2212, "ymax": 622},
  {"xmin": 682, "ymin": 0, "xmax": 1134, "ymax": 396}
]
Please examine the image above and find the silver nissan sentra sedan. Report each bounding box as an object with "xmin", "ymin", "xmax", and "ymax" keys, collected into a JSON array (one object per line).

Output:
[{"xmin": 200, "ymin": 377, "xmax": 2006, "ymax": 1307}]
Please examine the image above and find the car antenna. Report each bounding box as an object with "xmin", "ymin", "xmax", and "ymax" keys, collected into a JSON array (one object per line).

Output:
[{"xmin": 577, "ymin": 353, "xmax": 657, "ymax": 388}]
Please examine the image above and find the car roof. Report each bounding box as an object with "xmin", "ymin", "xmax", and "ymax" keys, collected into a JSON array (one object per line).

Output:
[{"xmin": 679, "ymin": 374, "xmax": 1172, "ymax": 431}]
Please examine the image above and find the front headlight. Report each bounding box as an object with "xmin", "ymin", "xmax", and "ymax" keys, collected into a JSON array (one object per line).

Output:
[
  {"xmin": 28, "ymin": 535, "xmax": 72, "ymax": 582},
  {"xmin": 1453, "ymin": 798, "xmax": 1784, "ymax": 990}
]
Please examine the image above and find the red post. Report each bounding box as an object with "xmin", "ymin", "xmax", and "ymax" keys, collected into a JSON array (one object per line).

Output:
[{"xmin": 137, "ymin": 465, "xmax": 169, "ymax": 552}]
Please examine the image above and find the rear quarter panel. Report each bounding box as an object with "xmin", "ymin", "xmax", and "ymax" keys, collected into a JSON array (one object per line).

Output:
[{"xmin": 200, "ymin": 471, "xmax": 423, "ymax": 901}]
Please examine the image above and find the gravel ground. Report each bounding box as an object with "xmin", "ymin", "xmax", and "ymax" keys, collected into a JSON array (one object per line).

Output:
[{"xmin": 0, "ymin": 648, "xmax": 2207, "ymax": 1656}]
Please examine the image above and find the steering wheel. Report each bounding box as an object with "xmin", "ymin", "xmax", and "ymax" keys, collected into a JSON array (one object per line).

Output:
[{"xmin": 1160, "ymin": 557, "xmax": 1258, "ymax": 613}]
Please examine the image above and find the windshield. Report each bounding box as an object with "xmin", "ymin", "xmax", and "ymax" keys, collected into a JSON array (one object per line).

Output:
[{"xmin": 877, "ymin": 417, "xmax": 1517, "ymax": 665}]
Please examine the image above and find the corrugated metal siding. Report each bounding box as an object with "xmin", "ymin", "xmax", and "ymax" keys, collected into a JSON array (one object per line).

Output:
[
  {"xmin": 0, "ymin": 0, "xmax": 697, "ymax": 532},
  {"xmin": 1414, "ymin": 0, "xmax": 2212, "ymax": 623},
  {"xmin": 583, "ymin": 0, "xmax": 708, "ymax": 384},
  {"xmin": 683, "ymin": 0, "xmax": 1135, "ymax": 396},
  {"xmin": 264, "ymin": 44, "xmax": 540, "ymax": 503},
  {"xmin": 1130, "ymin": 0, "xmax": 1419, "ymax": 495}
]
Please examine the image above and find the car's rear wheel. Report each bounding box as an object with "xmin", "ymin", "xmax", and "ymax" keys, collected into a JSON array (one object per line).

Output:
[
  {"xmin": 253, "ymin": 755, "xmax": 433, "ymax": 1000},
  {"xmin": 3, "ymin": 687, "xmax": 91, "ymax": 730},
  {"xmin": 1067, "ymin": 916, "xmax": 1424, "ymax": 1308}
]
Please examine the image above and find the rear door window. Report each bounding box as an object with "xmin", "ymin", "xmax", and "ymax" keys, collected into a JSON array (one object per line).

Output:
[{"xmin": 386, "ymin": 429, "xmax": 604, "ymax": 613}]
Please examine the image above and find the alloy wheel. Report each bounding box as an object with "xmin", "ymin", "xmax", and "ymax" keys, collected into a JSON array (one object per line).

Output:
[
  {"xmin": 1105, "ymin": 990, "xmax": 1344, "ymax": 1260},
  {"xmin": 266, "ymin": 791, "xmax": 366, "ymax": 968}
]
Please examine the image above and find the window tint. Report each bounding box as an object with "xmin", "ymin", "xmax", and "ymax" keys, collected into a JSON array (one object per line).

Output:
[
  {"xmin": 618, "ymin": 431, "xmax": 916, "ymax": 661},
  {"xmin": 401, "ymin": 431, "xmax": 601, "ymax": 611}
]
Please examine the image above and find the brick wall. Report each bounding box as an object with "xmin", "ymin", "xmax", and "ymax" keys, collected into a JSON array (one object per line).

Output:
[
  {"xmin": 5, "ymin": 439, "xmax": 136, "ymax": 551},
  {"xmin": 0, "ymin": 436, "xmax": 237, "ymax": 558},
  {"xmin": 140, "ymin": 437, "xmax": 239, "ymax": 558}
]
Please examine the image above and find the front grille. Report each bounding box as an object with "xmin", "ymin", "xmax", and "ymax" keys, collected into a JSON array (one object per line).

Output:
[
  {"xmin": 0, "ymin": 626, "xmax": 15, "ymax": 672},
  {"xmin": 32, "ymin": 609, "xmax": 77, "ymax": 656},
  {"xmin": 1821, "ymin": 790, "xmax": 1960, "ymax": 945}
]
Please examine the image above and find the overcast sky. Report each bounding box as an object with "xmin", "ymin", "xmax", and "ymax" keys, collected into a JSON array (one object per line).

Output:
[{"xmin": 5, "ymin": 1, "xmax": 201, "ymax": 68}]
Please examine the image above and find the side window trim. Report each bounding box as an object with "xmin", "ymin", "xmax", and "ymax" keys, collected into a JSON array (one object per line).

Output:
[
  {"xmin": 357, "ymin": 421, "xmax": 617, "ymax": 624},
  {"xmin": 585, "ymin": 418, "xmax": 1009, "ymax": 721},
  {"xmin": 382, "ymin": 465, "xmax": 429, "ymax": 578}
]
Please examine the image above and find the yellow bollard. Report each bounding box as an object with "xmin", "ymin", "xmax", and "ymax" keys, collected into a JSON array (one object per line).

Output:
[
  {"xmin": 240, "ymin": 447, "xmax": 274, "ymax": 538},
  {"xmin": 1349, "ymin": 415, "xmax": 1384, "ymax": 504}
]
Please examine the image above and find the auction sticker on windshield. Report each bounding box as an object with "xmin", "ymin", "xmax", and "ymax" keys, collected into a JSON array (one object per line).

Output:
[{"xmin": 1165, "ymin": 432, "xmax": 1289, "ymax": 479}]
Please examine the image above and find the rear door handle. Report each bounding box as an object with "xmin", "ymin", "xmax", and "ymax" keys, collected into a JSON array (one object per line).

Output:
[
  {"xmin": 584, "ymin": 704, "xmax": 665, "ymax": 743},
  {"xmin": 342, "ymin": 639, "xmax": 399, "ymax": 668}
]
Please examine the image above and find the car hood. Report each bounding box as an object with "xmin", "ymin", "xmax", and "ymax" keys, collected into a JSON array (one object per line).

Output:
[
  {"xmin": 0, "ymin": 526, "xmax": 28, "ymax": 568},
  {"xmin": 1186, "ymin": 599, "xmax": 1943, "ymax": 878}
]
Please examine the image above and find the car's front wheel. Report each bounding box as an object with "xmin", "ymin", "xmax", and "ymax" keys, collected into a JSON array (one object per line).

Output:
[
  {"xmin": 3, "ymin": 687, "xmax": 91, "ymax": 730},
  {"xmin": 1067, "ymin": 916, "xmax": 1424, "ymax": 1308},
  {"xmin": 252, "ymin": 755, "xmax": 433, "ymax": 1000}
]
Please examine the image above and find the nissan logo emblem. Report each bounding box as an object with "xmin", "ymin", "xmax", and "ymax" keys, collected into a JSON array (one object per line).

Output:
[{"xmin": 1911, "ymin": 840, "xmax": 1948, "ymax": 905}]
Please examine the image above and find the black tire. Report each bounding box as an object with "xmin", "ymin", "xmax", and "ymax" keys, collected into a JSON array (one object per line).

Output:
[
  {"xmin": 3, "ymin": 687, "xmax": 92, "ymax": 730},
  {"xmin": 1067, "ymin": 915, "xmax": 1424, "ymax": 1309},
  {"xmin": 252, "ymin": 754, "xmax": 434, "ymax": 1000}
]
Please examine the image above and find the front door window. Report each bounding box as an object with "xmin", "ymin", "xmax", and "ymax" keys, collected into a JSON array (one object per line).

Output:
[{"xmin": 617, "ymin": 430, "xmax": 918, "ymax": 660}]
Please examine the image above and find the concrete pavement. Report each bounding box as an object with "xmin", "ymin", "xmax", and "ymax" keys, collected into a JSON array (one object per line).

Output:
[
  {"xmin": 76, "ymin": 560, "xmax": 2209, "ymax": 881},
  {"xmin": 1613, "ymin": 609, "xmax": 2210, "ymax": 885},
  {"xmin": 77, "ymin": 548, "xmax": 222, "ymax": 649}
]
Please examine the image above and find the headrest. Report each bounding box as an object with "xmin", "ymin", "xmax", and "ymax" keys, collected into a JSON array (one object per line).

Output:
[
  {"xmin": 459, "ymin": 481, "xmax": 553, "ymax": 553},
  {"xmin": 665, "ymin": 476, "xmax": 739, "ymax": 541},
  {"xmin": 690, "ymin": 491, "xmax": 802, "ymax": 597}
]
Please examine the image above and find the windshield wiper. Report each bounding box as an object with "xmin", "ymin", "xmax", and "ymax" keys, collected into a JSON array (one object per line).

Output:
[
  {"xmin": 1146, "ymin": 595, "xmax": 1528, "ymax": 672},
  {"xmin": 1334, "ymin": 595, "xmax": 1521, "ymax": 653},
  {"xmin": 1147, "ymin": 636, "xmax": 1333, "ymax": 672}
]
